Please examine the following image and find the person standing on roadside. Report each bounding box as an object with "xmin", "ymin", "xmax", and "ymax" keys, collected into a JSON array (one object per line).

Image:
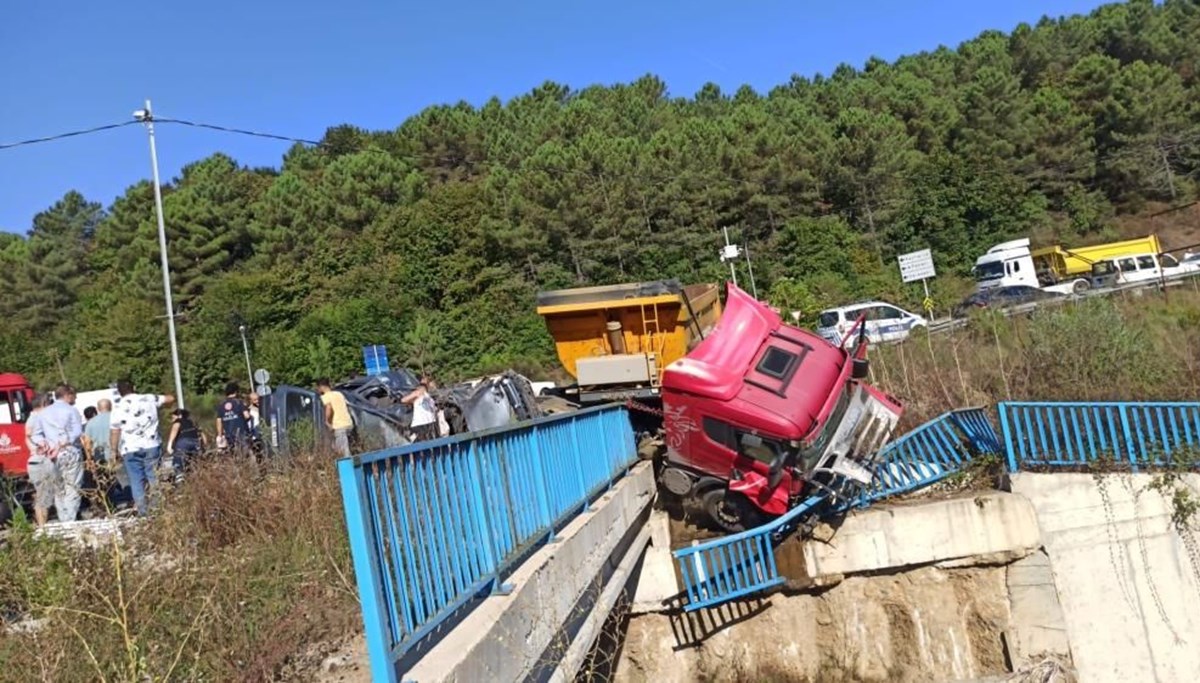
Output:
[
  {"xmin": 24, "ymin": 394, "xmax": 56, "ymax": 526},
  {"xmin": 31, "ymin": 384, "xmax": 85, "ymax": 522},
  {"xmin": 401, "ymin": 378, "xmax": 438, "ymax": 443},
  {"xmin": 167, "ymin": 409, "xmax": 207, "ymax": 480},
  {"xmin": 81, "ymin": 398, "xmax": 126, "ymax": 505},
  {"xmin": 215, "ymin": 382, "xmax": 253, "ymax": 456},
  {"xmin": 109, "ymin": 379, "xmax": 174, "ymax": 516},
  {"xmin": 316, "ymin": 378, "xmax": 354, "ymax": 457}
]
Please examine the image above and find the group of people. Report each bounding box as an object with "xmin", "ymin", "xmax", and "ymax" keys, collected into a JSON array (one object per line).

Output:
[
  {"xmin": 23, "ymin": 379, "xmax": 268, "ymax": 526},
  {"xmin": 22, "ymin": 374, "xmax": 439, "ymax": 524},
  {"xmin": 24, "ymin": 380, "xmax": 176, "ymax": 524}
]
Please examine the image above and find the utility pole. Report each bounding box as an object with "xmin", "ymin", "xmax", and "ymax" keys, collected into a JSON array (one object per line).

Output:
[
  {"xmin": 239, "ymin": 325, "xmax": 255, "ymax": 392},
  {"xmin": 133, "ymin": 100, "xmax": 185, "ymax": 409},
  {"xmin": 743, "ymin": 241, "xmax": 758, "ymax": 299}
]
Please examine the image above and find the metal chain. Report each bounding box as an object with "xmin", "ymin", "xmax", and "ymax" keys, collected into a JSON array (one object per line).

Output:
[{"xmin": 624, "ymin": 398, "xmax": 664, "ymax": 418}]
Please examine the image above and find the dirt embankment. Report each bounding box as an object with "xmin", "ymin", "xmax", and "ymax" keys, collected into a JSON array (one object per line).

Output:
[{"xmin": 617, "ymin": 564, "xmax": 1011, "ymax": 683}]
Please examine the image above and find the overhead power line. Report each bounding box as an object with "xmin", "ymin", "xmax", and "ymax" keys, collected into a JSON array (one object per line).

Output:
[
  {"xmin": 154, "ymin": 117, "xmax": 321, "ymax": 146},
  {"xmin": 0, "ymin": 116, "xmax": 321, "ymax": 152},
  {"xmin": 0, "ymin": 120, "xmax": 140, "ymax": 150}
]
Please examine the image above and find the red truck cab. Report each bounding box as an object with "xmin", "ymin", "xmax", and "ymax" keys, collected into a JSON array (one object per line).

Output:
[
  {"xmin": 657, "ymin": 285, "xmax": 902, "ymax": 530},
  {"xmin": 0, "ymin": 373, "xmax": 34, "ymax": 477}
]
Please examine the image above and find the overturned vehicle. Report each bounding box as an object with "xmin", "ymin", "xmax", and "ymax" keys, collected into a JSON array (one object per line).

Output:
[{"xmin": 260, "ymin": 370, "xmax": 544, "ymax": 456}]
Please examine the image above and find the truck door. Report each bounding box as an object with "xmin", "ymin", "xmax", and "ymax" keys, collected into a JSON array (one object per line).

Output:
[
  {"xmin": 699, "ymin": 417, "xmax": 790, "ymax": 482},
  {"xmin": 0, "ymin": 389, "xmax": 31, "ymax": 475}
]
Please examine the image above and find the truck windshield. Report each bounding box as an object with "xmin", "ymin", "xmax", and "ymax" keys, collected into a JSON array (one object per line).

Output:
[
  {"xmin": 974, "ymin": 261, "xmax": 1005, "ymax": 281},
  {"xmin": 799, "ymin": 385, "xmax": 852, "ymax": 472}
]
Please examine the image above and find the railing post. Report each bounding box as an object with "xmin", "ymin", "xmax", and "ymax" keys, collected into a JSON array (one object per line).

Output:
[
  {"xmin": 528, "ymin": 426, "xmax": 556, "ymax": 542},
  {"xmin": 569, "ymin": 416, "xmax": 593, "ymax": 512},
  {"xmin": 337, "ymin": 457, "xmax": 398, "ymax": 683},
  {"xmin": 1118, "ymin": 403, "xmax": 1138, "ymax": 473},
  {"xmin": 998, "ymin": 403, "xmax": 1018, "ymax": 473}
]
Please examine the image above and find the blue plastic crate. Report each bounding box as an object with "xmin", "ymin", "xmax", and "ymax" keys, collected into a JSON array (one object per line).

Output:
[{"xmin": 363, "ymin": 345, "xmax": 390, "ymax": 376}]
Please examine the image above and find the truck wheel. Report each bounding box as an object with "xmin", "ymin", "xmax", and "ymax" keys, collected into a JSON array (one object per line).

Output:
[
  {"xmin": 700, "ymin": 489, "xmax": 761, "ymax": 533},
  {"xmin": 1072, "ymin": 279, "xmax": 1091, "ymax": 294}
]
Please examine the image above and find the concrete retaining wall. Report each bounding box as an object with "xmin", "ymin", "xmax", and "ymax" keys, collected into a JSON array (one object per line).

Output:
[
  {"xmin": 804, "ymin": 492, "xmax": 1042, "ymax": 580},
  {"xmin": 1011, "ymin": 472, "xmax": 1200, "ymax": 683}
]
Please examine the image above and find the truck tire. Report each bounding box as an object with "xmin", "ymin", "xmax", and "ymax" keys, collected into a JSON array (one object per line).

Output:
[
  {"xmin": 1072, "ymin": 279, "xmax": 1091, "ymax": 294},
  {"xmin": 699, "ymin": 488, "xmax": 762, "ymax": 533}
]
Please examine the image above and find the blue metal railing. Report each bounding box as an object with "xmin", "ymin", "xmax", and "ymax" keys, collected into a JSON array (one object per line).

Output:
[
  {"xmin": 337, "ymin": 404, "xmax": 638, "ymax": 682},
  {"xmin": 839, "ymin": 407, "xmax": 1001, "ymax": 510},
  {"xmin": 673, "ymin": 407, "xmax": 1002, "ymax": 611},
  {"xmin": 999, "ymin": 401, "xmax": 1200, "ymax": 472}
]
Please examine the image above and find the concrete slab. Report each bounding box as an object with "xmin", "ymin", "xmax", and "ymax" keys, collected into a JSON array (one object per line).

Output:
[
  {"xmin": 1004, "ymin": 549, "xmax": 1072, "ymax": 669},
  {"xmin": 630, "ymin": 509, "xmax": 679, "ymax": 614},
  {"xmin": 401, "ymin": 462, "xmax": 656, "ymax": 683},
  {"xmin": 804, "ymin": 492, "xmax": 1041, "ymax": 580},
  {"xmin": 1012, "ymin": 472, "xmax": 1200, "ymax": 683}
]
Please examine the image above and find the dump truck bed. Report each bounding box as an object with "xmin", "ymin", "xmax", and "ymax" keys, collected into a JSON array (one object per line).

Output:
[
  {"xmin": 537, "ymin": 280, "xmax": 722, "ymax": 393},
  {"xmin": 1032, "ymin": 235, "xmax": 1162, "ymax": 278}
]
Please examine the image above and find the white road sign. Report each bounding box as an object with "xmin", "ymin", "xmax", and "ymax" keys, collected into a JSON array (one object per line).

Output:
[
  {"xmin": 898, "ymin": 248, "xmax": 936, "ymax": 283},
  {"xmin": 253, "ymin": 368, "xmax": 271, "ymax": 385}
]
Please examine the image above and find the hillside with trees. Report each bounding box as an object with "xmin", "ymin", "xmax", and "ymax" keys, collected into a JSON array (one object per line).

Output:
[{"xmin": 1, "ymin": 0, "xmax": 1198, "ymax": 392}]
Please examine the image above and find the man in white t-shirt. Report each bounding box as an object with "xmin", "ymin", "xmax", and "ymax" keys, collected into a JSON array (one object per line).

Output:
[
  {"xmin": 109, "ymin": 379, "xmax": 174, "ymax": 515},
  {"xmin": 401, "ymin": 378, "xmax": 438, "ymax": 442}
]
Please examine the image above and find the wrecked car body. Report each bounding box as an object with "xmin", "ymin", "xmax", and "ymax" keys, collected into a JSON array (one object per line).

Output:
[{"xmin": 261, "ymin": 370, "xmax": 545, "ymax": 456}]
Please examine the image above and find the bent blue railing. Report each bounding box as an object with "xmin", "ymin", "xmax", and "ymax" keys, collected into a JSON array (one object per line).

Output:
[
  {"xmin": 999, "ymin": 401, "xmax": 1200, "ymax": 471},
  {"xmin": 338, "ymin": 405, "xmax": 637, "ymax": 682},
  {"xmin": 673, "ymin": 407, "xmax": 1002, "ymax": 611}
]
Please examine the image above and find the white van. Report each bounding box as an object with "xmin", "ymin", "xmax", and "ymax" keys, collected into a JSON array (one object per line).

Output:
[
  {"xmin": 817, "ymin": 301, "xmax": 927, "ymax": 346},
  {"xmin": 1090, "ymin": 252, "xmax": 1185, "ymax": 288}
]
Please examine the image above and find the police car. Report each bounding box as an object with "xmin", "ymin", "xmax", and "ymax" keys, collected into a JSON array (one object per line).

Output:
[{"xmin": 816, "ymin": 301, "xmax": 927, "ymax": 346}]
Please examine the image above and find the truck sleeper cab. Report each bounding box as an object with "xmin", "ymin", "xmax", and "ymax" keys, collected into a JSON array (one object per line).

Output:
[{"xmin": 656, "ymin": 285, "xmax": 902, "ymax": 531}]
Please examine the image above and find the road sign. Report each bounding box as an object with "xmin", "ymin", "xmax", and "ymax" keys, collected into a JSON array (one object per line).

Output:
[
  {"xmin": 255, "ymin": 384, "xmax": 272, "ymax": 397},
  {"xmin": 719, "ymin": 244, "xmax": 742, "ymax": 262},
  {"xmin": 253, "ymin": 368, "xmax": 270, "ymax": 385},
  {"xmin": 898, "ymin": 248, "xmax": 936, "ymax": 284}
]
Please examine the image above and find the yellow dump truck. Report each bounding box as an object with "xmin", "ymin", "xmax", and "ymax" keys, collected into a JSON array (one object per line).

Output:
[{"xmin": 536, "ymin": 280, "xmax": 722, "ymax": 404}]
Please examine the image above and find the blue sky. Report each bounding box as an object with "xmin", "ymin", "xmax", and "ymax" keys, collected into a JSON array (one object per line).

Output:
[{"xmin": 0, "ymin": 0, "xmax": 1111, "ymax": 233}]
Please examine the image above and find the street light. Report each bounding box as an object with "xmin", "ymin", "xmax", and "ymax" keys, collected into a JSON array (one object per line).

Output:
[
  {"xmin": 133, "ymin": 100, "xmax": 185, "ymax": 409},
  {"xmin": 239, "ymin": 324, "xmax": 255, "ymax": 392}
]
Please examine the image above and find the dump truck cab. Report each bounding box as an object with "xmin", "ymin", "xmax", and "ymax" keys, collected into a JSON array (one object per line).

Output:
[{"xmin": 657, "ymin": 285, "xmax": 902, "ymax": 530}]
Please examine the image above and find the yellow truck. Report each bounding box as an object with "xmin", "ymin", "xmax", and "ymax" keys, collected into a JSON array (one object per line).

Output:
[
  {"xmin": 1032, "ymin": 235, "xmax": 1162, "ymax": 288},
  {"xmin": 536, "ymin": 280, "xmax": 722, "ymax": 404}
]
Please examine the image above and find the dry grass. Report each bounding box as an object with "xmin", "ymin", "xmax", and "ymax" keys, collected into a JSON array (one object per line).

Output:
[
  {"xmin": 0, "ymin": 449, "xmax": 358, "ymax": 683},
  {"xmin": 872, "ymin": 287, "xmax": 1200, "ymax": 430}
]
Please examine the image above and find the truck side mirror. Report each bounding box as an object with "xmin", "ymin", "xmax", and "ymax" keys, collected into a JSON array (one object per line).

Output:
[{"xmin": 851, "ymin": 358, "xmax": 870, "ymax": 379}]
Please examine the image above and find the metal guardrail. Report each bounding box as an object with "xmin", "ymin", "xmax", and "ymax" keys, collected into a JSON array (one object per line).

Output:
[
  {"xmin": 923, "ymin": 271, "xmax": 1200, "ymax": 337},
  {"xmin": 337, "ymin": 404, "xmax": 637, "ymax": 681},
  {"xmin": 673, "ymin": 407, "xmax": 1003, "ymax": 611},
  {"xmin": 673, "ymin": 494, "xmax": 825, "ymax": 612},
  {"xmin": 837, "ymin": 407, "xmax": 1001, "ymax": 510},
  {"xmin": 999, "ymin": 401, "xmax": 1200, "ymax": 472}
]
